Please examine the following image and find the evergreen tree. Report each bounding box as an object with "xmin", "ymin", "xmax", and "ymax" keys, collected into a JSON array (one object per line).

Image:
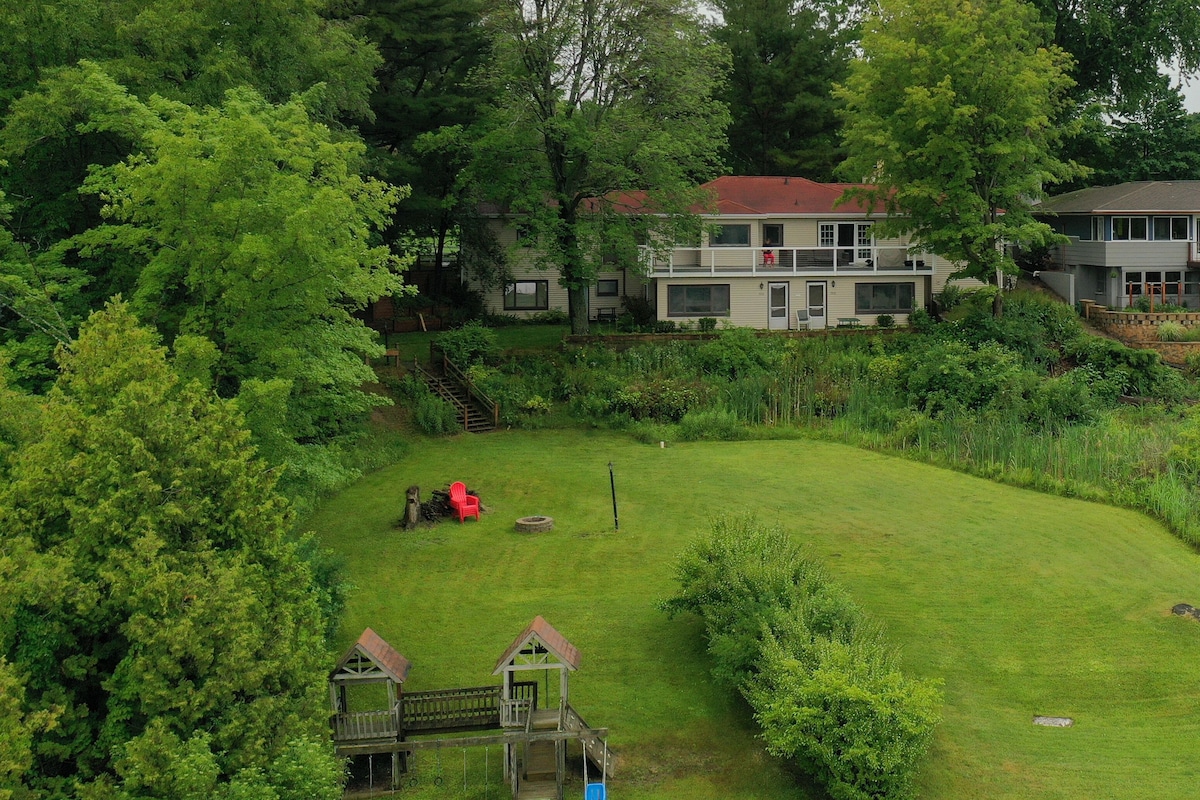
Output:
[
  {"xmin": 714, "ymin": 0, "xmax": 855, "ymax": 180},
  {"xmin": 472, "ymin": 0, "xmax": 729, "ymax": 334},
  {"xmin": 353, "ymin": 0, "xmax": 494, "ymax": 294},
  {"xmin": 0, "ymin": 301, "xmax": 341, "ymax": 800}
]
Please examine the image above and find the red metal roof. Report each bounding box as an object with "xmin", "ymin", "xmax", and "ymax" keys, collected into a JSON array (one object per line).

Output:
[
  {"xmin": 334, "ymin": 627, "xmax": 412, "ymax": 684},
  {"xmin": 493, "ymin": 616, "xmax": 582, "ymax": 674},
  {"xmin": 699, "ymin": 176, "xmax": 880, "ymax": 215},
  {"xmin": 482, "ymin": 176, "xmax": 883, "ymax": 218}
]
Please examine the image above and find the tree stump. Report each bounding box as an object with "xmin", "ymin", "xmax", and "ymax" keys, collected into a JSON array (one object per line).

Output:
[{"xmin": 403, "ymin": 485, "xmax": 421, "ymax": 529}]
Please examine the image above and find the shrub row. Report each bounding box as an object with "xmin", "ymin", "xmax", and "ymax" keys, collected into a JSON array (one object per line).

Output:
[{"xmin": 663, "ymin": 516, "xmax": 942, "ymax": 800}]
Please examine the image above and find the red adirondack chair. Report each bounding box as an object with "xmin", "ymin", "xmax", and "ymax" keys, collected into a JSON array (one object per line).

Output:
[{"xmin": 449, "ymin": 481, "xmax": 480, "ymax": 523}]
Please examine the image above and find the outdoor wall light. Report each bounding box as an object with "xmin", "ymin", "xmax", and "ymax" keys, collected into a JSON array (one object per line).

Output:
[
  {"xmin": 831, "ymin": 280, "xmax": 836, "ymax": 287},
  {"xmin": 759, "ymin": 282, "xmax": 764, "ymax": 290}
]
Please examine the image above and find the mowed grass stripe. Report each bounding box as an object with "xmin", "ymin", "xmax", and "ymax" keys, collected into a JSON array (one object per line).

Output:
[{"xmin": 311, "ymin": 431, "xmax": 1200, "ymax": 800}]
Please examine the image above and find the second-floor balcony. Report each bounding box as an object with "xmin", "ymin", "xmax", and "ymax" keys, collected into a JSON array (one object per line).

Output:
[{"xmin": 641, "ymin": 245, "xmax": 935, "ymax": 277}]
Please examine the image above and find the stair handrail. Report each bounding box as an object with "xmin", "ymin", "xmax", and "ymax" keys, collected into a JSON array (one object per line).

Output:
[{"xmin": 411, "ymin": 357, "xmax": 471, "ymax": 425}]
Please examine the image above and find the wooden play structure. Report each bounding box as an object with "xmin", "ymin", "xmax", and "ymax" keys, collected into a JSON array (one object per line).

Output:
[{"xmin": 331, "ymin": 617, "xmax": 612, "ymax": 799}]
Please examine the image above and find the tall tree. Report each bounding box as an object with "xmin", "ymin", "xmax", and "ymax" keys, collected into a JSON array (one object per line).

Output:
[
  {"xmin": 1028, "ymin": 0, "xmax": 1200, "ymax": 105},
  {"xmin": 0, "ymin": 301, "xmax": 340, "ymax": 799},
  {"xmin": 1094, "ymin": 76, "xmax": 1200, "ymax": 183},
  {"xmin": 836, "ymin": 0, "xmax": 1082, "ymax": 315},
  {"xmin": 472, "ymin": 0, "xmax": 730, "ymax": 334},
  {"xmin": 3, "ymin": 68, "xmax": 405, "ymax": 495},
  {"xmin": 352, "ymin": 0, "xmax": 494, "ymax": 294},
  {"xmin": 714, "ymin": 0, "xmax": 856, "ymax": 180}
]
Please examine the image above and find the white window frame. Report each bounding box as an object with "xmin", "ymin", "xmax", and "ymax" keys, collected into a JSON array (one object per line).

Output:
[
  {"xmin": 1152, "ymin": 216, "xmax": 1191, "ymax": 241},
  {"xmin": 818, "ymin": 222, "xmax": 874, "ymax": 258},
  {"xmin": 1112, "ymin": 216, "xmax": 1148, "ymax": 241}
]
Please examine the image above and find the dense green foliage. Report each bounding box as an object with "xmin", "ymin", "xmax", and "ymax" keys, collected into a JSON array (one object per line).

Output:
[
  {"xmin": 1, "ymin": 64, "xmax": 405, "ymax": 503},
  {"xmin": 1029, "ymin": 0, "xmax": 1200, "ymax": 105},
  {"xmin": 663, "ymin": 516, "xmax": 942, "ymax": 800},
  {"xmin": 837, "ymin": 0, "xmax": 1081, "ymax": 297},
  {"xmin": 351, "ymin": 0, "xmax": 493, "ymax": 285},
  {"xmin": 0, "ymin": 303, "xmax": 339, "ymax": 799},
  {"xmin": 713, "ymin": 0, "xmax": 853, "ymax": 180}
]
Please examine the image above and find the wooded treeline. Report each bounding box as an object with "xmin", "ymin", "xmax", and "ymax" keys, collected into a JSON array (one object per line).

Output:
[{"xmin": 3, "ymin": 1, "xmax": 1200, "ymax": 798}]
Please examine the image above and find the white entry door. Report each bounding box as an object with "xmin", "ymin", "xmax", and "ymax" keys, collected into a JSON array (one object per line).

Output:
[
  {"xmin": 768, "ymin": 282, "xmax": 789, "ymax": 330},
  {"xmin": 807, "ymin": 282, "xmax": 827, "ymax": 330}
]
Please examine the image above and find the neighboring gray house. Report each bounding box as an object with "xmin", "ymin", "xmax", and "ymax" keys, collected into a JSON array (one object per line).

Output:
[{"xmin": 1036, "ymin": 181, "xmax": 1200, "ymax": 309}]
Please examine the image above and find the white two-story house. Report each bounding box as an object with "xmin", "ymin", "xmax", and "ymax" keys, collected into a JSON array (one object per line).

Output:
[
  {"xmin": 1035, "ymin": 181, "xmax": 1200, "ymax": 309},
  {"xmin": 474, "ymin": 176, "xmax": 966, "ymax": 329}
]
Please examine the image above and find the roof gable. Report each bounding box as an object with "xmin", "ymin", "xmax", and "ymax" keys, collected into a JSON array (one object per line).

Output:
[
  {"xmin": 493, "ymin": 616, "xmax": 581, "ymax": 674},
  {"xmin": 332, "ymin": 627, "xmax": 412, "ymax": 684}
]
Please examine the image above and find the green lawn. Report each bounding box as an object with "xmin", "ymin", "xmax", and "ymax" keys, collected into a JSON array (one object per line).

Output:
[{"xmin": 311, "ymin": 430, "xmax": 1200, "ymax": 799}]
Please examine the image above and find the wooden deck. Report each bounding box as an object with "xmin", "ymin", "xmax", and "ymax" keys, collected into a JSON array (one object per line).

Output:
[
  {"xmin": 331, "ymin": 681, "xmax": 537, "ymax": 745},
  {"xmin": 401, "ymin": 685, "xmax": 501, "ymax": 733}
]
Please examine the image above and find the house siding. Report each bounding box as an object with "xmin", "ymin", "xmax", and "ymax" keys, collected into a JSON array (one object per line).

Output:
[
  {"xmin": 655, "ymin": 276, "xmax": 933, "ymax": 329},
  {"xmin": 477, "ymin": 222, "xmax": 643, "ymax": 318}
]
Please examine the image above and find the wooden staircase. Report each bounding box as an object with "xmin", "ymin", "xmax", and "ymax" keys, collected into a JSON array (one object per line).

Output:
[
  {"xmin": 517, "ymin": 711, "xmax": 563, "ymax": 800},
  {"xmin": 421, "ymin": 372, "xmax": 496, "ymax": 433},
  {"xmin": 413, "ymin": 346, "xmax": 499, "ymax": 433}
]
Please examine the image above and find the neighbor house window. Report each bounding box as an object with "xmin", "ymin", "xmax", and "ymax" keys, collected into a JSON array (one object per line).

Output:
[
  {"xmin": 503, "ymin": 280, "xmax": 549, "ymax": 310},
  {"xmin": 1112, "ymin": 216, "xmax": 1148, "ymax": 240},
  {"xmin": 855, "ymin": 282, "xmax": 914, "ymax": 314},
  {"xmin": 1153, "ymin": 216, "xmax": 1191, "ymax": 240},
  {"xmin": 762, "ymin": 224, "xmax": 783, "ymax": 247},
  {"xmin": 597, "ymin": 279, "xmax": 619, "ymax": 297},
  {"xmin": 667, "ymin": 284, "xmax": 730, "ymax": 316},
  {"xmin": 1125, "ymin": 271, "xmax": 1143, "ymax": 295},
  {"xmin": 710, "ymin": 224, "xmax": 750, "ymax": 246},
  {"xmin": 1091, "ymin": 216, "xmax": 1104, "ymax": 241},
  {"xmin": 514, "ymin": 221, "xmax": 536, "ymax": 247}
]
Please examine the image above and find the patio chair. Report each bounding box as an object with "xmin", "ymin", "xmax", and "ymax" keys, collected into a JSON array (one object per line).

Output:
[{"xmin": 449, "ymin": 481, "xmax": 480, "ymax": 523}]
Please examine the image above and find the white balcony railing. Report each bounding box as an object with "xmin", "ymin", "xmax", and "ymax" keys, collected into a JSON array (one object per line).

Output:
[{"xmin": 640, "ymin": 245, "xmax": 934, "ymax": 276}]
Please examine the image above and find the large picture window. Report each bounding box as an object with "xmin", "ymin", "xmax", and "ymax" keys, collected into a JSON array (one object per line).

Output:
[
  {"xmin": 855, "ymin": 282, "xmax": 914, "ymax": 314},
  {"xmin": 1112, "ymin": 216, "xmax": 1148, "ymax": 241},
  {"xmin": 667, "ymin": 284, "xmax": 730, "ymax": 316},
  {"xmin": 596, "ymin": 279, "xmax": 619, "ymax": 297},
  {"xmin": 711, "ymin": 224, "xmax": 750, "ymax": 246},
  {"xmin": 1153, "ymin": 216, "xmax": 1190, "ymax": 240},
  {"xmin": 503, "ymin": 280, "xmax": 549, "ymax": 310}
]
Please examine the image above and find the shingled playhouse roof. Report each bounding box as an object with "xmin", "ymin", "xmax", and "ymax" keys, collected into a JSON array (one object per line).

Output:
[
  {"xmin": 493, "ymin": 616, "xmax": 582, "ymax": 674},
  {"xmin": 333, "ymin": 627, "xmax": 412, "ymax": 684}
]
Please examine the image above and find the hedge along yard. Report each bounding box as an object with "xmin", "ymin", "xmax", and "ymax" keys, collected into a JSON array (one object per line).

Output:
[{"xmin": 310, "ymin": 429, "xmax": 1200, "ymax": 800}]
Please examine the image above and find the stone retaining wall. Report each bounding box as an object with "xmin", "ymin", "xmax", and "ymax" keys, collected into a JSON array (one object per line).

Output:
[
  {"xmin": 1145, "ymin": 341, "xmax": 1200, "ymax": 366},
  {"xmin": 1090, "ymin": 308, "xmax": 1200, "ymax": 343},
  {"xmin": 1088, "ymin": 308, "xmax": 1200, "ymax": 364}
]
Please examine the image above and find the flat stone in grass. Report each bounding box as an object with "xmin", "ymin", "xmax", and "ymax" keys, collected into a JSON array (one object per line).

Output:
[
  {"xmin": 1172, "ymin": 603, "xmax": 1200, "ymax": 621},
  {"xmin": 1033, "ymin": 716, "xmax": 1073, "ymax": 727}
]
